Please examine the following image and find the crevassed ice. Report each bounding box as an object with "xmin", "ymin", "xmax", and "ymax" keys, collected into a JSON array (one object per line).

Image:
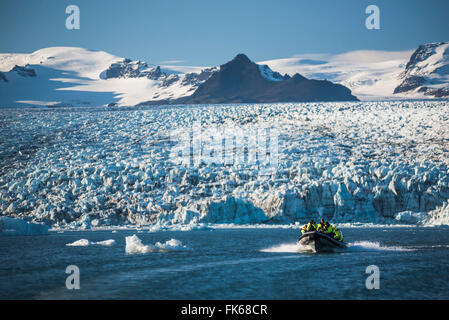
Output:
[{"xmin": 1, "ymin": 101, "xmax": 449, "ymax": 228}]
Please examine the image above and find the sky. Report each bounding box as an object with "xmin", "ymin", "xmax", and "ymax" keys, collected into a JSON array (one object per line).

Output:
[{"xmin": 1, "ymin": 0, "xmax": 449, "ymax": 66}]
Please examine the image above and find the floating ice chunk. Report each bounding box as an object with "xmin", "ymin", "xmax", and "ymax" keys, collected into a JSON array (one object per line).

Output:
[
  {"xmin": 66, "ymin": 239, "xmax": 115, "ymax": 246},
  {"xmin": 66, "ymin": 239, "xmax": 90, "ymax": 246},
  {"xmin": 155, "ymin": 238, "xmax": 188, "ymax": 251},
  {"xmin": 94, "ymin": 239, "xmax": 116, "ymax": 246},
  {"xmin": 125, "ymin": 234, "xmax": 154, "ymax": 254},
  {"xmin": 0, "ymin": 217, "xmax": 49, "ymax": 236},
  {"xmin": 125, "ymin": 234, "xmax": 188, "ymax": 254},
  {"xmin": 147, "ymin": 225, "xmax": 167, "ymax": 232}
]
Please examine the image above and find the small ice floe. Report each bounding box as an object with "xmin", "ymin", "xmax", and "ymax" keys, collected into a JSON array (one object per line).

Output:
[
  {"xmin": 66, "ymin": 239, "xmax": 116, "ymax": 246},
  {"xmin": 66, "ymin": 239, "xmax": 90, "ymax": 246},
  {"xmin": 94, "ymin": 239, "xmax": 116, "ymax": 246},
  {"xmin": 155, "ymin": 238, "xmax": 187, "ymax": 251},
  {"xmin": 125, "ymin": 234, "xmax": 188, "ymax": 254}
]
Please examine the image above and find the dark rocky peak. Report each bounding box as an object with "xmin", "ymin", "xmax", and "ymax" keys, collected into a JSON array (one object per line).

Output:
[
  {"xmin": 181, "ymin": 67, "xmax": 217, "ymax": 86},
  {"xmin": 394, "ymin": 41, "xmax": 449, "ymax": 98},
  {"xmin": 406, "ymin": 42, "xmax": 447, "ymax": 69},
  {"xmin": 10, "ymin": 65, "xmax": 36, "ymax": 77},
  {"xmin": 230, "ymin": 53, "xmax": 252, "ymax": 64},
  {"xmin": 101, "ymin": 58, "xmax": 166, "ymax": 80},
  {"xmin": 220, "ymin": 54, "xmax": 258, "ymax": 73},
  {"xmin": 291, "ymin": 73, "xmax": 307, "ymax": 82},
  {"xmin": 146, "ymin": 66, "xmax": 163, "ymax": 80},
  {"xmin": 0, "ymin": 72, "xmax": 8, "ymax": 82},
  {"xmin": 173, "ymin": 53, "xmax": 358, "ymax": 104}
]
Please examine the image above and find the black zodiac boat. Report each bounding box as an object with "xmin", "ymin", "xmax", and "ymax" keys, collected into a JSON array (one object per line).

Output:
[{"xmin": 297, "ymin": 231, "xmax": 347, "ymax": 253}]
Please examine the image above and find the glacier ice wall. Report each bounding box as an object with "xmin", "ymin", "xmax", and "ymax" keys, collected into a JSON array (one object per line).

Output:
[
  {"xmin": 1, "ymin": 101, "xmax": 449, "ymax": 227},
  {"xmin": 0, "ymin": 216, "xmax": 49, "ymax": 235}
]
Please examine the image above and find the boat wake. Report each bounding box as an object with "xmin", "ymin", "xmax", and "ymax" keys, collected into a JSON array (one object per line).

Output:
[
  {"xmin": 260, "ymin": 242, "xmax": 310, "ymax": 253},
  {"xmin": 346, "ymin": 241, "xmax": 415, "ymax": 252},
  {"xmin": 260, "ymin": 241, "xmax": 415, "ymax": 253}
]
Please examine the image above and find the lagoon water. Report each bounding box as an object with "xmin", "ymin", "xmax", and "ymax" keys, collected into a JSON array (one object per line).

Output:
[{"xmin": 1, "ymin": 227, "xmax": 449, "ymax": 299}]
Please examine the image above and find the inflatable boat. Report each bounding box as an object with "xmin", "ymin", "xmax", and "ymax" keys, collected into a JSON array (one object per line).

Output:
[{"xmin": 297, "ymin": 231, "xmax": 347, "ymax": 253}]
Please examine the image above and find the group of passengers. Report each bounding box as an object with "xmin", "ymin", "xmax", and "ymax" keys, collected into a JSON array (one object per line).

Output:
[{"xmin": 301, "ymin": 218, "xmax": 343, "ymax": 242}]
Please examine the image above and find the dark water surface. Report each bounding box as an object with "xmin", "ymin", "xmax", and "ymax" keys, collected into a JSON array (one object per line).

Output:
[{"xmin": 1, "ymin": 227, "xmax": 449, "ymax": 299}]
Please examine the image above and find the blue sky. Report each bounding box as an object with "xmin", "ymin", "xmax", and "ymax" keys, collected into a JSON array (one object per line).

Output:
[{"xmin": 1, "ymin": 0, "xmax": 448, "ymax": 66}]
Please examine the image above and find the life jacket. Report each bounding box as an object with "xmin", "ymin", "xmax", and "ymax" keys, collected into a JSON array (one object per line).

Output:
[
  {"xmin": 302, "ymin": 222, "xmax": 316, "ymax": 233},
  {"xmin": 322, "ymin": 225, "xmax": 333, "ymax": 234},
  {"xmin": 332, "ymin": 226, "xmax": 343, "ymax": 241},
  {"xmin": 307, "ymin": 222, "xmax": 317, "ymax": 231}
]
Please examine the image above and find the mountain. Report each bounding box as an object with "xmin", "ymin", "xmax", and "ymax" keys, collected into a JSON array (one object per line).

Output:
[
  {"xmin": 260, "ymin": 42, "xmax": 449, "ymax": 100},
  {"xmin": 168, "ymin": 54, "xmax": 359, "ymax": 104},
  {"xmin": 259, "ymin": 50, "xmax": 414, "ymax": 100},
  {"xmin": 394, "ymin": 42, "xmax": 449, "ymax": 98},
  {"xmin": 0, "ymin": 47, "xmax": 214, "ymax": 107},
  {"xmin": 0, "ymin": 48, "xmax": 357, "ymax": 107},
  {"xmin": 1, "ymin": 43, "xmax": 448, "ymax": 107}
]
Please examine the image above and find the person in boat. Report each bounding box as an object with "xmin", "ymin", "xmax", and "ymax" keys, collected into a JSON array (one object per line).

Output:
[
  {"xmin": 301, "ymin": 220, "xmax": 317, "ymax": 234},
  {"xmin": 331, "ymin": 224, "xmax": 343, "ymax": 242},
  {"xmin": 316, "ymin": 218, "xmax": 326, "ymax": 232},
  {"xmin": 320, "ymin": 222, "xmax": 343, "ymax": 242},
  {"xmin": 321, "ymin": 222, "xmax": 334, "ymax": 236}
]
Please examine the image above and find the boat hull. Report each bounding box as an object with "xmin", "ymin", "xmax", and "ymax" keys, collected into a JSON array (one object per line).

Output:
[{"xmin": 297, "ymin": 231, "xmax": 346, "ymax": 253}]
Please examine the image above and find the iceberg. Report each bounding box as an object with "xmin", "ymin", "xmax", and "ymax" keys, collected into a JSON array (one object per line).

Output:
[
  {"xmin": 66, "ymin": 239, "xmax": 90, "ymax": 246},
  {"xmin": 94, "ymin": 239, "xmax": 116, "ymax": 246},
  {"xmin": 66, "ymin": 239, "xmax": 116, "ymax": 246},
  {"xmin": 125, "ymin": 234, "xmax": 188, "ymax": 254}
]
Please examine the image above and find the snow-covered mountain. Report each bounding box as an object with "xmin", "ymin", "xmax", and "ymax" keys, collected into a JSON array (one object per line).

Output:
[
  {"xmin": 394, "ymin": 42, "xmax": 449, "ymax": 98},
  {"xmin": 0, "ymin": 47, "xmax": 357, "ymax": 107},
  {"xmin": 0, "ymin": 47, "xmax": 214, "ymax": 107},
  {"xmin": 259, "ymin": 50, "xmax": 413, "ymax": 100},
  {"xmin": 260, "ymin": 42, "xmax": 449, "ymax": 100},
  {"xmin": 1, "ymin": 43, "xmax": 448, "ymax": 108},
  {"xmin": 143, "ymin": 53, "xmax": 358, "ymax": 105}
]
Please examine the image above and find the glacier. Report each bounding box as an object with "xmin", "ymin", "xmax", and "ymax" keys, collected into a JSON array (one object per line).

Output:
[{"xmin": 1, "ymin": 101, "xmax": 449, "ymax": 229}]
